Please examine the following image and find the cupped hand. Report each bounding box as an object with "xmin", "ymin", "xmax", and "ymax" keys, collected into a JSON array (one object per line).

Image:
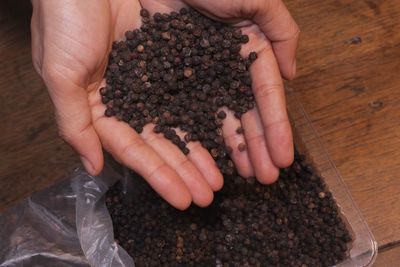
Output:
[
  {"xmin": 140, "ymin": 0, "xmax": 299, "ymax": 182},
  {"xmin": 31, "ymin": 0, "xmax": 298, "ymax": 210}
]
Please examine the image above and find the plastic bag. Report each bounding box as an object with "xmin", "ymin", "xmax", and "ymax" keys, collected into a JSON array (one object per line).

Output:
[{"xmin": 0, "ymin": 162, "xmax": 134, "ymax": 267}]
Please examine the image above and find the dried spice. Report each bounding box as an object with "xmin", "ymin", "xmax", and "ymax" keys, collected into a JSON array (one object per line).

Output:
[
  {"xmin": 237, "ymin": 142, "xmax": 247, "ymax": 152},
  {"xmin": 106, "ymin": 151, "xmax": 352, "ymax": 266},
  {"xmin": 236, "ymin": 126, "xmax": 244, "ymax": 134},
  {"xmin": 101, "ymin": 8, "xmax": 257, "ymax": 174}
]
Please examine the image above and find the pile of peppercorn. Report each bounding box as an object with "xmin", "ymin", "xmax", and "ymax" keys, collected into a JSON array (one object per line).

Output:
[
  {"xmin": 102, "ymin": 7, "xmax": 352, "ymax": 267},
  {"xmin": 100, "ymin": 8, "xmax": 257, "ymax": 174},
  {"xmin": 106, "ymin": 151, "xmax": 352, "ymax": 267}
]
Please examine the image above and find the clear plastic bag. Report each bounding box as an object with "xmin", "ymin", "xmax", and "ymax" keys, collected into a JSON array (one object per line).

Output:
[{"xmin": 0, "ymin": 162, "xmax": 134, "ymax": 267}]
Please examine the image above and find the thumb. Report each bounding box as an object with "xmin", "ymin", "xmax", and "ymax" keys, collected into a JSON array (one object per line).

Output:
[
  {"xmin": 251, "ymin": 0, "xmax": 300, "ymax": 80},
  {"xmin": 42, "ymin": 65, "xmax": 104, "ymax": 175}
]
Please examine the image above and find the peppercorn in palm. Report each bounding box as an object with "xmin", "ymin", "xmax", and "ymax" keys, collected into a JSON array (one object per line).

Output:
[{"xmin": 100, "ymin": 8, "xmax": 257, "ymax": 174}]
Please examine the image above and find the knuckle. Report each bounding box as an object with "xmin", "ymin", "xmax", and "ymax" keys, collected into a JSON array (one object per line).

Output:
[
  {"xmin": 177, "ymin": 157, "xmax": 191, "ymax": 169},
  {"xmin": 120, "ymin": 140, "xmax": 140, "ymax": 159},
  {"xmin": 254, "ymin": 83, "xmax": 281, "ymax": 98},
  {"xmin": 57, "ymin": 128, "xmax": 75, "ymax": 143},
  {"xmin": 292, "ymin": 24, "xmax": 301, "ymax": 39},
  {"xmin": 57, "ymin": 123, "xmax": 92, "ymax": 144},
  {"xmin": 246, "ymin": 132, "xmax": 265, "ymax": 145},
  {"xmin": 148, "ymin": 162, "xmax": 168, "ymax": 180},
  {"xmin": 41, "ymin": 64, "xmax": 60, "ymax": 83},
  {"xmin": 41, "ymin": 63, "xmax": 69, "ymax": 87},
  {"xmin": 262, "ymin": 118, "xmax": 288, "ymax": 132}
]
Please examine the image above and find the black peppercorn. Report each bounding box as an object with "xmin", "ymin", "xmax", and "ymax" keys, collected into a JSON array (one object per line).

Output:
[
  {"xmin": 182, "ymin": 147, "xmax": 190, "ymax": 155},
  {"xmin": 105, "ymin": 108, "xmax": 114, "ymax": 117},
  {"xmin": 238, "ymin": 143, "xmax": 246, "ymax": 152},
  {"xmin": 140, "ymin": 9, "xmax": 150, "ymax": 18},
  {"xmin": 217, "ymin": 111, "xmax": 227, "ymax": 119},
  {"xmin": 236, "ymin": 126, "xmax": 244, "ymax": 134},
  {"xmin": 102, "ymin": 7, "xmax": 260, "ymax": 174},
  {"xmin": 249, "ymin": 52, "xmax": 258, "ymax": 62}
]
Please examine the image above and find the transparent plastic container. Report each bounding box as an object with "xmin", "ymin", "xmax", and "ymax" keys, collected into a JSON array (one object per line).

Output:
[{"xmin": 286, "ymin": 87, "xmax": 378, "ymax": 267}]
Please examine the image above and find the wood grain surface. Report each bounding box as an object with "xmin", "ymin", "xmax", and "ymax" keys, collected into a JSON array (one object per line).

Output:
[
  {"xmin": 285, "ymin": 0, "xmax": 400, "ymax": 252},
  {"xmin": 0, "ymin": 2, "xmax": 79, "ymax": 211},
  {"xmin": 0, "ymin": 0, "xmax": 399, "ymax": 264},
  {"xmin": 374, "ymin": 246, "xmax": 400, "ymax": 266}
]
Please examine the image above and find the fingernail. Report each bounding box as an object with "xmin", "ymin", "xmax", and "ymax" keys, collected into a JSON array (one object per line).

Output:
[{"xmin": 80, "ymin": 156, "xmax": 96, "ymax": 175}]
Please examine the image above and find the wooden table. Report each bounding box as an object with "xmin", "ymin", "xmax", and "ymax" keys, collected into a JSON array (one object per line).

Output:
[
  {"xmin": 0, "ymin": 0, "xmax": 399, "ymax": 265},
  {"xmin": 0, "ymin": 2, "xmax": 79, "ymax": 209},
  {"xmin": 285, "ymin": 0, "xmax": 400, "ymax": 265}
]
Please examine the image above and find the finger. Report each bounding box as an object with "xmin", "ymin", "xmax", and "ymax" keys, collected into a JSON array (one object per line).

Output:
[
  {"xmin": 91, "ymin": 103, "xmax": 192, "ymax": 210},
  {"xmin": 110, "ymin": 0, "xmax": 143, "ymax": 40},
  {"xmin": 139, "ymin": 0, "xmax": 187, "ymax": 13},
  {"xmin": 141, "ymin": 125, "xmax": 214, "ymax": 207},
  {"xmin": 241, "ymin": 108, "xmax": 279, "ymax": 184},
  {"xmin": 42, "ymin": 68, "xmax": 103, "ymax": 175},
  {"xmin": 175, "ymin": 129, "xmax": 224, "ymax": 191},
  {"xmin": 221, "ymin": 108, "xmax": 254, "ymax": 178},
  {"xmin": 249, "ymin": 47, "xmax": 294, "ymax": 168},
  {"xmin": 271, "ymin": 34, "xmax": 299, "ymax": 80},
  {"xmin": 252, "ymin": 0, "xmax": 300, "ymax": 80}
]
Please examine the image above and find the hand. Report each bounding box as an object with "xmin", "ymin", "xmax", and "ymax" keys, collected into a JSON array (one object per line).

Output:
[
  {"xmin": 31, "ymin": 0, "xmax": 221, "ymax": 210},
  {"xmin": 140, "ymin": 0, "xmax": 299, "ymax": 182}
]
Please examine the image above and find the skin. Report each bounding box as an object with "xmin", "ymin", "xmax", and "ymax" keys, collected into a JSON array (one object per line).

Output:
[{"xmin": 31, "ymin": 0, "xmax": 299, "ymax": 210}]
